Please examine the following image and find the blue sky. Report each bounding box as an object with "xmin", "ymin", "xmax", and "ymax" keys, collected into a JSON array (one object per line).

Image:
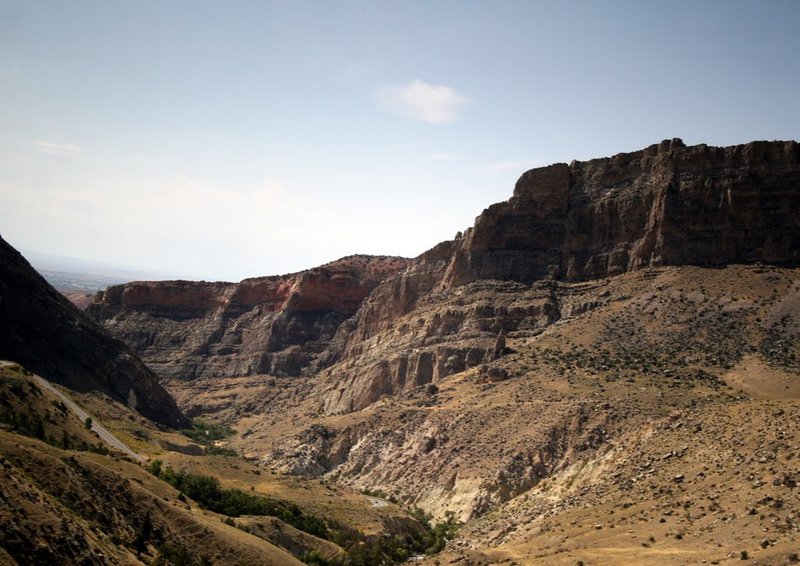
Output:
[{"xmin": 1, "ymin": 0, "xmax": 798, "ymax": 281}]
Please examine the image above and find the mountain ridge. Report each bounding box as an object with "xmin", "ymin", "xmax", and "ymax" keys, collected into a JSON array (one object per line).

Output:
[
  {"xmin": 0, "ymin": 235, "xmax": 186, "ymax": 428},
  {"xmin": 11, "ymin": 138, "xmax": 800, "ymax": 564},
  {"xmin": 86, "ymin": 139, "xmax": 800, "ymax": 417}
]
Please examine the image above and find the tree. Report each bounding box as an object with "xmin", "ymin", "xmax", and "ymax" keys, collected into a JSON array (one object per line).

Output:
[{"xmin": 147, "ymin": 459, "xmax": 163, "ymax": 478}]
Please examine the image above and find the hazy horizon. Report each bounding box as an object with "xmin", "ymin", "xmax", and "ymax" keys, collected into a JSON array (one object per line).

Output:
[
  {"xmin": 2, "ymin": 1, "xmax": 798, "ymax": 280},
  {"xmin": 17, "ymin": 242, "xmax": 407, "ymax": 282},
  {"xmin": 18, "ymin": 246, "xmax": 190, "ymax": 281}
]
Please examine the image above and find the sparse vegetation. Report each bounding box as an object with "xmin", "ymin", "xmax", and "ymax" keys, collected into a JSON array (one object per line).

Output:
[
  {"xmin": 181, "ymin": 419, "xmax": 235, "ymax": 444},
  {"xmin": 181, "ymin": 419, "xmax": 238, "ymax": 456},
  {"xmin": 0, "ymin": 375, "xmax": 109, "ymax": 456},
  {"xmin": 148, "ymin": 463, "xmax": 329, "ymax": 539}
]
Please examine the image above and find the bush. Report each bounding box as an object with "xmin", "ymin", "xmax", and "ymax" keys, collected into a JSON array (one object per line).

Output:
[
  {"xmin": 147, "ymin": 459, "xmax": 163, "ymax": 478},
  {"xmin": 181, "ymin": 420, "xmax": 234, "ymax": 445},
  {"xmin": 407, "ymin": 508, "xmax": 459, "ymax": 555},
  {"xmin": 205, "ymin": 445, "xmax": 238, "ymax": 457},
  {"xmin": 156, "ymin": 466, "xmax": 329, "ymax": 539},
  {"xmin": 151, "ymin": 543, "xmax": 193, "ymax": 566}
]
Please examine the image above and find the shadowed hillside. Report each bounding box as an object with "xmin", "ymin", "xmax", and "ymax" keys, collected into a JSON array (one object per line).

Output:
[{"xmin": 0, "ymin": 236, "xmax": 186, "ymax": 428}]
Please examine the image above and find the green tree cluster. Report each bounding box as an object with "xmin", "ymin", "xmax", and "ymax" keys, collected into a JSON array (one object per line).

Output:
[{"xmin": 147, "ymin": 463, "xmax": 328, "ymax": 539}]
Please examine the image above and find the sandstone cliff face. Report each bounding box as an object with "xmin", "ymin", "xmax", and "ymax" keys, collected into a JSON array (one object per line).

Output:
[
  {"xmin": 89, "ymin": 255, "xmax": 410, "ymax": 381},
  {"xmin": 0, "ymin": 236, "xmax": 186, "ymax": 428},
  {"xmin": 322, "ymin": 140, "xmax": 800, "ymax": 413},
  {"xmin": 444, "ymin": 138, "xmax": 799, "ymax": 286}
]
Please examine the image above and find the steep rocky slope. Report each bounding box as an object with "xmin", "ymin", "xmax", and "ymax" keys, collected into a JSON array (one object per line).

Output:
[
  {"xmin": 233, "ymin": 265, "xmax": 799, "ymax": 510},
  {"xmin": 445, "ymin": 138, "xmax": 799, "ymax": 286},
  {"xmin": 419, "ymin": 398, "xmax": 800, "ymax": 565},
  {"xmin": 322, "ymin": 139, "xmax": 800, "ymax": 413},
  {"xmin": 89, "ymin": 255, "xmax": 409, "ymax": 382},
  {"xmin": 189, "ymin": 140, "xmax": 799, "ymax": 563},
  {"xmin": 0, "ymin": 236, "xmax": 186, "ymax": 428},
  {"xmin": 224, "ymin": 263, "xmax": 800, "ymax": 564},
  {"xmin": 0, "ymin": 362, "xmax": 445, "ymax": 565},
  {"xmin": 88, "ymin": 140, "xmax": 799, "ymax": 417}
]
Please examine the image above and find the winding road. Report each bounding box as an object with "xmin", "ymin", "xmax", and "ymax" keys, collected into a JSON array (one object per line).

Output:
[{"xmin": 30, "ymin": 372, "xmax": 145, "ymax": 464}]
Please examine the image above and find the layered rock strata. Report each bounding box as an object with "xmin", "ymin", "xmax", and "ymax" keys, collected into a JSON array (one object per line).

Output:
[
  {"xmin": 445, "ymin": 138, "xmax": 799, "ymax": 286},
  {"xmin": 323, "ymin": 139, "xmax": 800, "ymax": 412},
  {"xmin": 90, "ymin": 255, "xmax": 410, "ymax": 380}
]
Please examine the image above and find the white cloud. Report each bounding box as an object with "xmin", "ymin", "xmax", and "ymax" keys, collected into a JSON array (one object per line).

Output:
[
  {"xmin": 34, "ymin": 141, "xmax": 84, "ymax": 157},
  {"xmin": 377, "ymin": 80, "xmax": 469, "ymax": 124}
]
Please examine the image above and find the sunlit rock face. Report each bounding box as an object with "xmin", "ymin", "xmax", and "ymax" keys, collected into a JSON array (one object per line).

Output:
[{"xmin": 322, "ymin": 139, "xmax": 800, "ymax": 413}]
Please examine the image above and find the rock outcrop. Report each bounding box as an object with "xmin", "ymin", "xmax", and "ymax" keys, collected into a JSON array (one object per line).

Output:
[
  {"xmin": 444, "ymin": 138, "xmax": 799, "ymax": 286},
  {"xmin": 0, "ymin": 236, "xmax": 186, "ymax": 428},
  {"xmin": 89, "ymin": 255, "xmax": 410, "ymax": 381},
  {"xmin": 322, "ymin": 139, "xmax": 800, "ymax": 412}
]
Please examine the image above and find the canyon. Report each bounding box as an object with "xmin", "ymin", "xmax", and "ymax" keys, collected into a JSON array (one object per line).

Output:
[
  {"xmin": 5, "ymin": 138, "xmax": 799, "ymax": 565},
  {"xmin": 90, "ymin": 139, "xmax": 800, "ymax": 416}
]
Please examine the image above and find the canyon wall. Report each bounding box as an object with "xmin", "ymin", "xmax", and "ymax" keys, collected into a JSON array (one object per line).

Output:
[
  {"xmin": 444, "ymin": 138, "xmax": 799, "ymax": 286},
  {"xmin": 88, "ymin": 140, "xmax": 800, "ymax": 415},
  {"xmin": 322, "ymin": 139, "xmax": 800, "ymax": 412},
  {"xmin": 89, "ymin": 255, "xmax": 410, "ymax": 380}
]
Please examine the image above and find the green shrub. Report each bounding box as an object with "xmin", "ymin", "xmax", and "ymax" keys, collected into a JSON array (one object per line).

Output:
[
  {"xmin": 181, "ymin": 420, "xmax": 234, "ymax": 445},
  {"xmin": 147, "ymin": 459, "xmax": 163, "ymax": 478},
  {"xmin": 156, "ymin": 466, "xmax": 329, "ymax": 539}
]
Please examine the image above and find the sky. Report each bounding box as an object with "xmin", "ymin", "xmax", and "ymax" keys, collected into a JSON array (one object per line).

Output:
[{"xmin": 1, "ymin": 0, "xmax": 798, "ymax": 281}]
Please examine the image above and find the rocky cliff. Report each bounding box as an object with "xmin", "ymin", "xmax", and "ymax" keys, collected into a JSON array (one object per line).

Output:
[
  {"xmin": 87, "ymin": 139, "xmax": 800, "ymax": 417},
  {"xmin": 321, "ymin": 139, "xmax": 800, "ymax": 413},
  {"xmin": 445, "ymin": 138, "xmax": 799, "ymax": 286},
  {"xmin": 0, "ymin": 236, "xmax": 186, "ymax": 428},
  {"xmin": 89, "ymin": 255, "xmax": 410, "ymax": 381}
]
